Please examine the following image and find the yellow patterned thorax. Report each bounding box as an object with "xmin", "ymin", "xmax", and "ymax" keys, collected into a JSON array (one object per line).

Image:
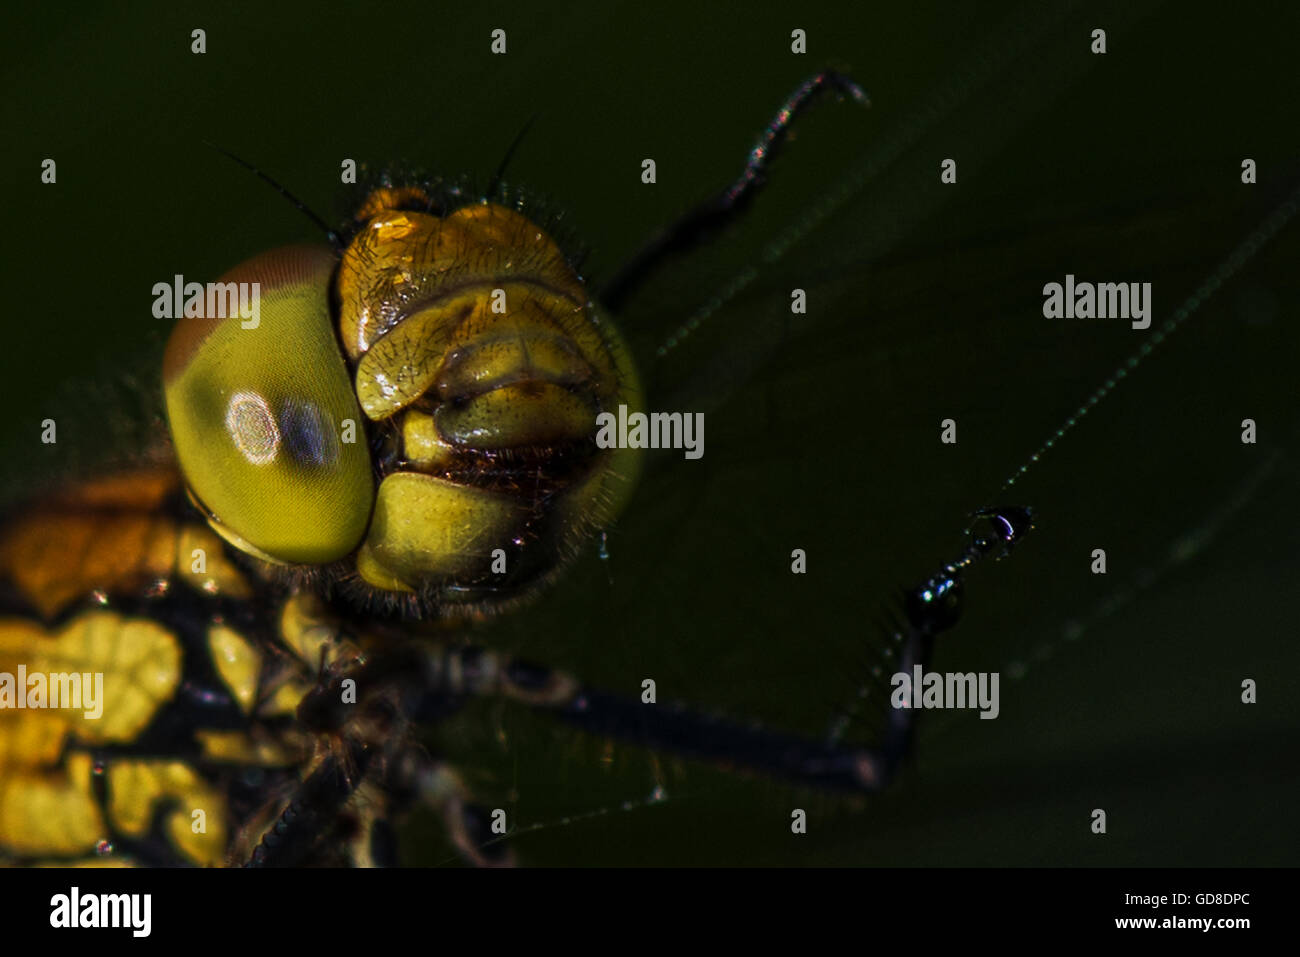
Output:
[{"xmin": 0, "ymin": 468, "xmax": 351, "ymax": 866}]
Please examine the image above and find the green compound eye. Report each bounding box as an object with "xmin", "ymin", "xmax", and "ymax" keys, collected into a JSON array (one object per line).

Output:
[{"xmin": 163, "ymin": 246, "xmax": 374, "ymax": 565}]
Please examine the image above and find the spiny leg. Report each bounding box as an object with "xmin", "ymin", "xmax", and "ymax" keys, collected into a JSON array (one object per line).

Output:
[
  {"xmin": 599, "ymin": 70, "xmax": 868, "ymax": 312},
  {"xmin": 241, "ymin": 738, "xmax": 373, "ymax": 867},
  {"xmin": 247, "ymin": 647, "xmax": 514, "ymax": 867}
]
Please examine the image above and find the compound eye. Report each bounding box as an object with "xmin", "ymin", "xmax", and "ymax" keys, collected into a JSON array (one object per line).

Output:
[{"xmin": 163, "ymin": 246, "xmax": 374, "ymax": 564}]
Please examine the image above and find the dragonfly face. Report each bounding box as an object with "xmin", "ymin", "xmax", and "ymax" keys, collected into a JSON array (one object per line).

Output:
[{"xmin": 162, "ymin": 192, "xmax": 642, "ymax": 617}]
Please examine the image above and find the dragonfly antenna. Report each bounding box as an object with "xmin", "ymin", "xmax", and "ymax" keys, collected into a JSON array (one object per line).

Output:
[
  {"xmin": 202, "ymin": 141, "xmax": 342, "ymax": 249},
  {"xmin": 486, "ymin": 113, "xmax": 540, "ymax": 201}
]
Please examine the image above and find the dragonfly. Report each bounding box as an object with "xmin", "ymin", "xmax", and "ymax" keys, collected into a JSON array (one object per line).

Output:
[
  {"xmin": 3, "ymin": 2, "xmax": 1298, "ymax": 866},
  {"xmin": 2, "ymin": 69, "xmax": 1009, "ymax": 867}
]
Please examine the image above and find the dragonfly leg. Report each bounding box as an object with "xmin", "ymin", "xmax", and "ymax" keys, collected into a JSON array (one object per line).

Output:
[
  {"xmin": 405, "ymin": 507, "xmax": 1033, "ymax": 795},
  {"xmin": 240, "ymin": 738, "xmax": 373, "ymax": 867},
  {"xmin": 599, "ymin": 70, "xmax": 869, "ymax": 312}
]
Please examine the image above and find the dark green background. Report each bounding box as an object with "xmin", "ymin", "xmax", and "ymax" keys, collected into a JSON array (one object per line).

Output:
[{"xmin": 3, "ymin": 1, "xmax": 1298, "ymax": 865}]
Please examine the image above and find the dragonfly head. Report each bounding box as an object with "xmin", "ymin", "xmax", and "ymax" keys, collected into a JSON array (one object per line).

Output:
[{"xmin": 162, "ymin": 191, "xmax": 642, "ymax": 617}]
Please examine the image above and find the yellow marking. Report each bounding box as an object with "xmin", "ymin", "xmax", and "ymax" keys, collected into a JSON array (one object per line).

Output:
[
  {"xmin": 279, "ymin": 593, "xmax": 331, "ymax": 667},
  {"xmin": 263, "ymin": 680, "xmax": 310, "ymax": 717},
  {"xmin": 0, "ymin": 753, "xmax": 104, "ymax": 857},
  {"xmin": 177, "ymin": 525, "xmax": 253, "ymax": 600},
  {"xmin": 0, "ymin": 612, "xmax": 195, "ymax": 862},
  {"xmin": 195, "ymin": 730, "xmax": 295, "ymax": 767},
  {"xmin": 107, "ymin": 760, "xmax": 227, "ymax": 867},
  {"xmin": 207, "ymin": 624, "xmax": 260, "ymax": 715},
  {"xmin": 0, "ymin": 612, "xmax": 180, "ymax": 763},
  {"xmin": 0, "ymin": 468, "xmax": 253, "ymax": 618}
]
